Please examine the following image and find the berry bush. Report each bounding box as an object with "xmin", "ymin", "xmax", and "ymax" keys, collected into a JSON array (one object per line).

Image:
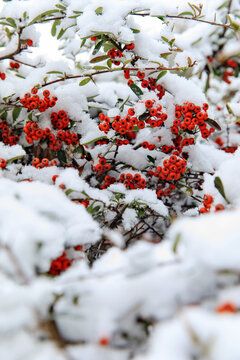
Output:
[{"xmin": 1, "ymin": 0, "xmax": 240, "ymax": 359}]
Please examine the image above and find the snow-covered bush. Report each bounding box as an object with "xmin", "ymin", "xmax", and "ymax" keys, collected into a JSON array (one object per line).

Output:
[{"xmin": 1, "ymin": 0, "xmax": 240, "ymax": 359}]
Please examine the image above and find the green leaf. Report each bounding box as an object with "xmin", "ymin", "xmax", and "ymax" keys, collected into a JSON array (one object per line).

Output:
[
  {"xmin": 55, "ymin": 4, "xmax": 66, "ymax": 10},
  {"xmin": 28, "ymin": 9, "xmax": 59, "ymax": 25},
  {"xmin": 103, "ymin": 42, "xmax": 114, "ymax": 52},
  {"xmin": 82, "ymin": 135, "xmax": 107, "ymax": 145},
  {"xmin": 107, "ymin": 59, "xmax": 112, "ymax": 68},
  {"xmin": 161, "ymin": 36, "xmax": 169, "ymax": 44},
  {"xmin": 130, "ymin": 28, "xmax": 140, "ymax": 33},
  {"xmin": 5, "ymin": 27, "xmax": 11, "ymax": 40},
  {"xmin": 65, "ymin": 189, "xmax": 74, "ymax": 196},
  {"xmin": 139, "ymin": 112, "xmax": 149, "ymax": 121},
  {"xmin": 147, "ymin": 155, "xmax": 155, "ymax": 164},
  {"xmin": 173, "ymin": 233, "xmax": 181, "ymax": 253},
  {"xmin": 129, "ymin": 83, "xmax": 143, "ymax": 97},
  {"xmin": 57, "ymin": 27, "xmax": 67, "ymax": 39},
  {"xmin": 95, "ymin": 6, "xmax": 103, "ymax": 15},
  {"xmin": 226, "ymin": 104, "xmax": 234, "ymax": 115},
  {"xmin": 0, "ymin": 22, "xmax": 12, "ymax": 27},
  {"xmin": 178, "ymin": 11, "xmax": 194, "ymax": 16},
  {"xmin": 115, "ymin": 193, "xmax": 123, "ymax": 201},
  {"xmin": 51, "ymin": 19, "xmax": 61, "ymax": 36},
  {"xmin": 90, "ymin": 55, "xmax": 109, "ymax": 63},
  {"xmin": 92, "ymin": 40, "xmax": 103, "ymax": 55},
  {"xmin": 92, "ymin": 66, "xmax": 108, "ymax": 70},
  {"xmin": 160, "ymin": 52, "xmax": 172, "ymax": 59},
  {"xmin": 214, "ymin": 176, "xmax": 230, "ymax": 203},
  {"xmin": 6, "ymin": 17, "xmax": 16, "ymax": 28},
  {"xmin": 12, "ymin": 107, "xmax": 21, "ymax": 122},
  {"xmin": 79, "ymin": 77, "xmax": 91, "ymax": 86},
  {"xmin": 57, "ymin": 149, "xmax": 67, "ymax": 164},
  {"xmin": 16, "ymin": 74, "xmax": 25, "ymax": 79},
  {"xmin": 205, "ymin": 118, "xmax": 221, "ymax": 131},
  {"xmin": 80, "ymin": 38, "xmax": 86, "ymax": 48},
  {"xmin": 157, "ymin": 70, "xmax": 167, "ymax": 80},
  {"xmin": 46, "ymin": 70, "xmax": 63, "ymax": 74},
  {"xmin": 28, "ymin": 112, "xmax": 33, "ymax": 121},
  {"xmin": 6, "ymin": 154, "xmax": 24, "ymax": 163},
  {"xmin": 227, "ymin": 15, "xmax": 240, "ymax": 31}
]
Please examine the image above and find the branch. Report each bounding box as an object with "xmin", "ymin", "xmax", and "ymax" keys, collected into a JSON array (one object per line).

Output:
[
  {"xmin": 0, "ymin": 27, "xmax": 24, "ymax": 61},
  {"xmin": 41, "ymin": 63, "xmax": 196, "ymax": 88},
  {"xmin": 130, "ymin": 12, "xmax": 233, "ymax": 30}
]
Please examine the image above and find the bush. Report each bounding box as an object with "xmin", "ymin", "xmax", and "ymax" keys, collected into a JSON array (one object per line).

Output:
[{"xmin": 1, "ymin": 1, "xmax": 240, "ymax": 359}]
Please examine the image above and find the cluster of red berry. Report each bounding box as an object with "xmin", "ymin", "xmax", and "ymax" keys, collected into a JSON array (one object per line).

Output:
[
  {"xmin": 173, "ymin": 102, "xmax": 213, "ymax": 139},
  {"xmin": 199, "ymin": 194, "xmax": 225, "ymax": 213},
  {"xmin": 101, "ymin": 175, "xmax": 116, "ymax": 189},
  {"xmin": 10, "ymin": 61, "xmax": 20, "ymax": 69},
  {"xmin": 223, "ymin": 59, "xmax": 238, "ymax": 84},
  {"xmin": 92, "ymin": 157, "xmax": 111, "ymax": 173},
  {"xmin": 48, "ymin": 251, "xmax": 72, "ymax": 276},
  {"xmin": 214, "ymin": 137, "xmax": 237, "ymax": 153},
  {"xmin": 0, "ymin": 120, "xmax": 19, "ymax": 145},
  {"xmin": 125, "ymin": 70, "xmax": 166, "ymax": 98},
  {"xmin": 107, "ymin": 48, "xmax": 123, "ymax": 66},
  {"xmin": 119, "ymin": 173, "xmax": 146, "ymax": 189},
  {"xmin": 0, "ymin": 72, "xmax": 6, "ymax": 80},
  {"xmin": 32, "ymin": 157, "xmax": 57, "ymax": 168},
  {"xmin": 98, "ymin": 99, "xmax": 167, "ymax": 136},
  {"xmin": 20, "ymin": 88, "xmax": 57, "ymax": 112}
]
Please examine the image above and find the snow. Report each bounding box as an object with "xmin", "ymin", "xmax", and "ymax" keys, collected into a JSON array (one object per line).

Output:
[{"xmin": 1, "ymin": 0, "xmax": 240, "ymax": 359}]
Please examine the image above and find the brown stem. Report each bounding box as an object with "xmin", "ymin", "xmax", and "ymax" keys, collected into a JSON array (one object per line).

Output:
[
  {"xmin": 0, "ymin": 27, "xmax": 24, "ymax": 61},
  {"xmin": 41, "ymin": 63, "xmax": 196, "ymax": 88},
  {"xmin": 130, "ymin": 12, "xmax": 233, "ymax": 29}
]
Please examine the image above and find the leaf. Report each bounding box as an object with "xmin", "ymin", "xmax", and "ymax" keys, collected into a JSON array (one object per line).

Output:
[
  {"xmin": 57, "ymin": 149, "xmax": 67, "ymax": 164},
  {"xmin": 115, "ymin": 193, "xmax": 123, "ymax": 201},
  {"xmin": 12, "ymin": 107, "xmax": 21, "ymax": 122},
  {"xmin": 82, "ymin": 135, "xmax": 107, "ymax": 145},
  {"xmin": 80, "ymin": 38, "xmax": 86, "ymax": 48},
  {"xmin": 130, "ymin": 28, "xmax": 140, "ymax": 33},
  {"xmin": 55, "ymin": 4, "xmax": 66, "ymax": 10},
  {"xmin": 65, "ymin": 189, "xmax": 74, "ymax": 196},
  {"xmin": 160, "ymin": 52, "xmax": 172, "ymax": 59},
  {"xmin": 214, "ymin": 176, "xmax": 230, "ymax": 203},
  {"xmin": 178, "ymin": 11, "xmax": 194, "ymax": 16},
  {"xmin": 57, "ymin": 27, "xmax": 67, "ymax": 39},
  {"xmin": 92, "ymin": 39, "xmax": 103, "ymax": 55},
  {"xmin": 79, "ymin": 78, "xmax": 91, "ymax": 86},
  {"xmin": 129, "ymin": 83, "xmax": 143, "ymax": 97},
  {"xmin": 5, "ymin": 27, "xmax": 11, "ymax": 40},
  {"xmin": 161, "ymin": 36, "xmax": 169, "ymax": 44},
  {"xmin": 205, "ymin": 118, "xmax": 221, "ymax": 131},
  {"xmin": 157, "ymin": 70, "xmax": 167, "ymax": 80},
  {"xmin": 90, "ymin": 55, "xmax": 109, "ymax": 63},
  {"xmin": 107, "ymin": 59, "xmax": 112, "ymax": 68},
  {"xmin": 6, "ymin": 17, "xmax": 16, "ymax": 28},
  {"xmin": 92, "ymin": 65, "xmax": 108, "ymax": 70},
  {"xmin": 147, "ymin": 155, "xmax": 155, "ymax": 164},
  {"xmin": 28, "ymin": 112, "xmax": 33, "ymax": 121},
  {"xmin": 51, "ymin": 19, "xmax": 61, "ymax": 36},
  {"xmin": 46, "ymin": 70, "xmax": 63, "ymax": 74},
  {"xmin": 139, "ymin": 112, "xmax": 149, "ymax": 121},
  {"xmin": 95, "ymin": 6, "xmax": 103, "ymax": 15},
  {"xmin": 173, "ymin": 233, "xmax": 181, "ymax": 253},
  {"xmin": 28, "ymin": 9, "xmax": 59, "ymax": 25},
  {"xmin": 6, "ymin": 154, "xmax": 24, "ymax": 163},
  {"xmin": 103, "ymin": 42, "xmax": 114, "ymax": 52}
]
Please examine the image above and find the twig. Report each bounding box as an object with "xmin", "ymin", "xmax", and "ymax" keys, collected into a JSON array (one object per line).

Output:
[{"xmin": 130, "ymin": 12, "xmax": 233, "ymax": 29}]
